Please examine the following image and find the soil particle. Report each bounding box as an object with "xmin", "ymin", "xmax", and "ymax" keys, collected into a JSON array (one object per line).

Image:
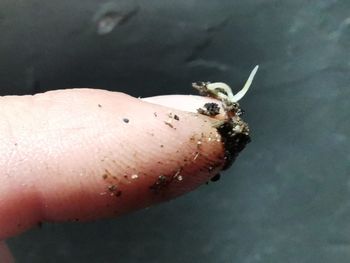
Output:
[
  {"xmin": 164, "ymin": 112, "xmax": 180, "ymax": 129},
  {"xmin": 195, "ymin": 96, "xmax": 250, "ymax": 170},
  {"xmin": 107, "ymin": 184, "xmax": 122, "ymax": 197},
  {"xmin": 164, "ymin": 120, "xmax": 175, "ymax": 129},
  {"xmin": 193, "ymin": 152, "xmax": 200, "ymax": 160},
  {"xmin": 210, "ymin": 173, "xmax": 221, "ymax": 182},
  {"xmin": 131, "ymin": 174, "xmax": 139, "ymax": 179},
  {"xmin": 149, "ymin": 175, "xmax": 171, "ymax": 194},
  {"xmin": 197, "ymin": 102, "xmax": 221, "ymax": 116},
  {"xmin": 102, "ymin": 169, "xmax": 113, "ymax": 180},
  {"xmin": 216, "ymin": 117, "xmax": 250, "ymax": 170},
  {"xmin": 173, "ymin": 168, "xmax": 183, "ymax": 181},
  {"xmin": 108, "ymin": 185, "xmax": 117, "ymax": 192}
]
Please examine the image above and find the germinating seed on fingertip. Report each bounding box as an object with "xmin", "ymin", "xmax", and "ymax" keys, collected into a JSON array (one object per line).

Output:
[{"xmin": 194, "ymin": 66, "xmax": 259, "ymax": 173}]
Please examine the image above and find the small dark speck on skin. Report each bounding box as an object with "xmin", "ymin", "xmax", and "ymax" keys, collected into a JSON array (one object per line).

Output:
[
  {"xmin": 123, "ymin": 118, "xmax": 130, "ymax": 123},
  {"xmin": 108, "ymin": 185, "xmax": 117, "ymax": 192},
  {"xmin": 154, "ymin": 112, "xmax": 158, "ymax": 117},
  {"xmin": 98, "ymin": 104, "xmax": 102, "ymax": 108},
  {"xmin": 160, "ymin": 145, "xmax": 164, "ymax": 148},
  {"xmin": 210, "ymin": 173, "xmax": 221, "ymax": 182},
  {"xmin": 164, "ymin": 121, "xmax": 175, "ymax": 129},
  {"xmin": 197, "ymin": 102, "xmax": 220, "ymax": 117},
  {"xmin": 14, "ymin": 143, "xmax": 18, "ymax": 146},
  {"xmin": 149, "ymin": 175, "xmax": 170, "ymax": 193},
  {"xmin": 174, "ymin": 114, "xmax": 180, "ymax": 121},
  {"xmin": 102, "ymin": 174, "xmax": 108, "ymax": 179}
]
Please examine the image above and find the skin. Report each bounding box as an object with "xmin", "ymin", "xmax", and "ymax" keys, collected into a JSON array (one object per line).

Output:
[{"xmin": 0, "ymin": 89, "xmax": 230, "ymax": 262}]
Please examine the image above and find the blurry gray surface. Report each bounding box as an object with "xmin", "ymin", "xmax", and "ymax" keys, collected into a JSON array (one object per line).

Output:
[{"xmin": 2, "ymin": 0, "xmax": 350, "ymax": 262}]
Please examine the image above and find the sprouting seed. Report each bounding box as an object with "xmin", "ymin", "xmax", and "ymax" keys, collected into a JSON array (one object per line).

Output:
[
  {"xmin": 193, "ymin": 66, "xmax": 257, "ymax": 171},
  {"xmin": 192, "ymin": 65, "xmax": 259, "ymax": 107}
]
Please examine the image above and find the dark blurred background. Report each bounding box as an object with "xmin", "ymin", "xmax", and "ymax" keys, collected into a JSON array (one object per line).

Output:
[{"xmin": 3, "ymin": 0, "xmax": 350, "ymax": 262}]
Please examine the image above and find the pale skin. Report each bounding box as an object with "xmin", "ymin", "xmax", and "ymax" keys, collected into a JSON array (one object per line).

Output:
[
  {"xmin": 0, "ymin": 66, "xmax": 258, "ymax": 261},
  {"xmin": 0, "ymin": 89, "xmax": 232, "ymax": 262}
]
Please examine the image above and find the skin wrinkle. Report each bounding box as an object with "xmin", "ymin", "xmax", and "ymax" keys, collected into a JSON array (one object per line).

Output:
[{"xmin": 0, "ymin": 89, "xmax": 229, "ymax": 239}]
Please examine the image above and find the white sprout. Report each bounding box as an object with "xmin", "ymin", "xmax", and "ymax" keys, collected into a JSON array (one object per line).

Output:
[{"xmin": 206, "ymin": 65, "xmax": 259, "ymax": 103}]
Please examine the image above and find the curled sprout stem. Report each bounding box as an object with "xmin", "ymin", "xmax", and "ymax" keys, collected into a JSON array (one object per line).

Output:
[{"xmin": 205, "ymin": 65, "xmax": 259, "ymax": 103}]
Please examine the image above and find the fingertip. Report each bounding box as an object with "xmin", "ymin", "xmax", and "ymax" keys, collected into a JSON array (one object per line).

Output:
[
  {"xmin": 0, "ymin": 89, "xmax": 251, "ymax": 240},
  {"xmin": 0, "ymin": 89, "xmax": 228, "ymax": 239}
]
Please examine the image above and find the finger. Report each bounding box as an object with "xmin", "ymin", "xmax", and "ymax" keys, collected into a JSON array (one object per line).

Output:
[
  {"xmin": 0, "ymin": 241, "xmax": 14, "ymax": 263},
  {"xmin": 0, "ymin": 88, "xmax": 231, "ymax": 239}
]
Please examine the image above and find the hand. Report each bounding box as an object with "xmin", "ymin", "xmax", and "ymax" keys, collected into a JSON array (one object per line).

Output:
[{"xmin": 0, "ymin": 88, "xmax": 228, "ymax": 243}]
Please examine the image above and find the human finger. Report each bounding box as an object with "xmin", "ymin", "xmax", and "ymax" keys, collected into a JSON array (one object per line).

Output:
[{"xmin": 0, "ymin": 89, "xmax": 240, "ymax": 239}]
